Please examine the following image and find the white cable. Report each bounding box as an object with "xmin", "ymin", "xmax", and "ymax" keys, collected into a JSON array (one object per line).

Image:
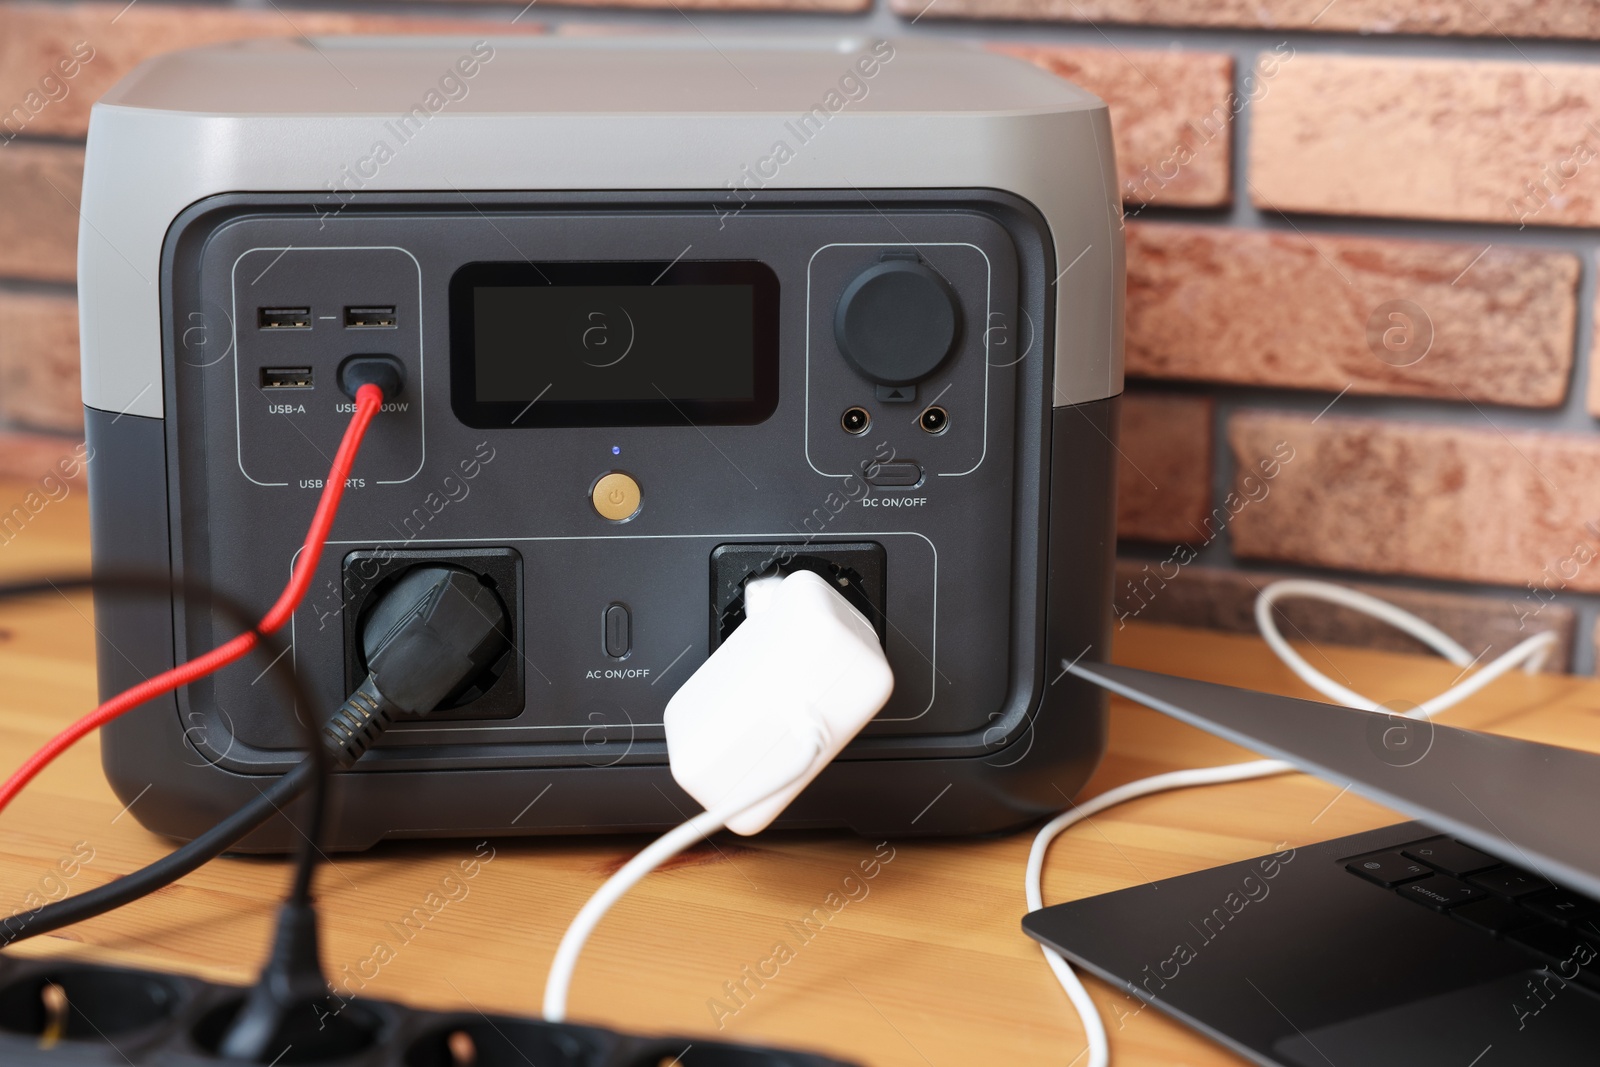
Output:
[
  {"xmin": 542, "ymin": 737, "xmax": 821, "ymax": 1023},
  {"xmin": 1028, "ymin": 578, "xmax": 1561, "ymax": 1067},
  {"xmin": 543, "ymin": 570, "xmax": 893, "ymax": 1023},
  {"xmin": 1025, "ymin": 758, "xmax": 1291, "ymax": 1067},
  {"xmin": 1253, "ymin": 579, "xmax": 1555, "ymax": 718}
]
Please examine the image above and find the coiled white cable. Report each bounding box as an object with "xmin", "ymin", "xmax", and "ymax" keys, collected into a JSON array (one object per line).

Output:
[
  {"xmin": 1028, "ymin": 578, "xmax": 1560, "ymax": 1067},
  {"xmin": 1253, "ymin": 579, "xmax": 1555, "ymax": 716}
]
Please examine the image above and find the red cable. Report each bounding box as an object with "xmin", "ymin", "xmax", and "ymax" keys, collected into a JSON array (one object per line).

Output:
[{"xmin": 0, "ymin": 383, "xmax": 386, "ymax": 816}]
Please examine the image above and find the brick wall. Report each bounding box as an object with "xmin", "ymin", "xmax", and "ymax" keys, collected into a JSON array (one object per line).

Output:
[{"xmin": 2, "ymin": 1, "xmax": 1597, "ymax": 669}]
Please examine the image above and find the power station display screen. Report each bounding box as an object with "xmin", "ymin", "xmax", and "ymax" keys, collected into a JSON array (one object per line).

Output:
[{"xmin": 449, "ymin": 260, "xmax": 779, "ymax": 428}]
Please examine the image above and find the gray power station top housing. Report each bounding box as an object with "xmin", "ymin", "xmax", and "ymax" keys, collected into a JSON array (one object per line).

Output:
[{"xmin": 79, "ymin": 35, "xmax": 1125, "ymax": 849}]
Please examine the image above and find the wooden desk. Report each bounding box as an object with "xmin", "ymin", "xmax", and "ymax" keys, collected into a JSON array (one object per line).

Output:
[{"xmin": 0, "ymin": 479, "xmax": 1594, "ymax": 1065}]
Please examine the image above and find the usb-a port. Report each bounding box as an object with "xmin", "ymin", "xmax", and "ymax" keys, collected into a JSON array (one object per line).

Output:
[
  {"xmin": 258, "ymin": 307, "xmax": 311, "ymax": 330},
  {"xmin": 260, "ymin": 367, "xmax": 314, "ymax": 390},
  {"xmin": 344, "ymin": 306, "xmax": 397, "ymax": 329}
]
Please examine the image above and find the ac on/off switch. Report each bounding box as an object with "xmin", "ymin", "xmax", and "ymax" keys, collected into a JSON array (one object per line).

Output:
[{"xmin": 603, "ymin": 603, "xmax": 631, "ymax": 659}]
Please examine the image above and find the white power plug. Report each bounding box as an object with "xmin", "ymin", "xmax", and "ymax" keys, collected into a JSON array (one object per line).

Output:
[
  {"xmin": 543, "ymin": 567, "xmax": 894, "ymax": 1022},
  {"xmin": 664, "ymin": 568, "xmax": 894, "ymax": 835}
]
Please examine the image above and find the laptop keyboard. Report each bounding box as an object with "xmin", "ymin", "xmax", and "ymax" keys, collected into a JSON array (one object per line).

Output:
[{"xmin": 1344, "ymin": 835, "xmax": 1600, "ymax": 989}]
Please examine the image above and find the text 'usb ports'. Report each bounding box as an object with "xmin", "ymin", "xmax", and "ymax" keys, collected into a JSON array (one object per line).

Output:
[
  {"xmin": 344, "ymin": 306, "xmax": 397, "ymax": 328},
  {"xmin": 259, "ymin": 367, "xmax": 313, "ymax": 390},
  {"xmin": 257, "ymin": 307, "xmax": 311, "ymax": 329}
]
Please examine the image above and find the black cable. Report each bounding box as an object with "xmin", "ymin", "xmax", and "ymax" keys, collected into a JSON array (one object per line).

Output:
[
  {"xmin": 220, "ymin": 565, "xmax": 511, "ymax": 1063},
  {"xmin": 0, "ymin": 565, "xmax": 508, "ymax": 1062},
  {"xmin": 0, "ymin": 565, "xmax": 510, "ymax": 948},
  {"xmin": 10, "ymin": 761, "xmax": 315, "ymax": 942},
  {"xmin": 0, "ymin": 572, "xmax": 323, "ymax": 949}
]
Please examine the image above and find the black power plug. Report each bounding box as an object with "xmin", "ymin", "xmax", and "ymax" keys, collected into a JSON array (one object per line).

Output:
[
  {"xmin": 361, "ymin": 565, "xmax": 511, "ymax": 716},
  {"xmin": 323, "ymin": 566, "xmax": 511, "ymax": 769},
  {"xmin": 342, "ymin": 548, "xmax": 524, "ymax": 722},
  {"xmin": 219, "ymin": 566, "xmax": 510, "ymax": 1063},
  {"xmin": 213, "ymin": 901, "xmax": 369, "ymax": 1063}
]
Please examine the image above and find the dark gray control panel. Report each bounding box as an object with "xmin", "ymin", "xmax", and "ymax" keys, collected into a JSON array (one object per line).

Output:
[{"xmin": 173, "ymin": 197, "xmax": 1026, "ymax": 765}]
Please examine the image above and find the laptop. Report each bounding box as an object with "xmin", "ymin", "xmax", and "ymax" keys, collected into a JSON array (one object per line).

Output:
[{"xmin": 1022, "ymin": 662, "xmax": 1600, "ymax": 1067}]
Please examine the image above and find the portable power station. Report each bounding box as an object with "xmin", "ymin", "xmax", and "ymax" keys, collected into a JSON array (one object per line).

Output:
[{"xmin": 78, "ymin": 35, "xmax": 1124, "ymax": 849}]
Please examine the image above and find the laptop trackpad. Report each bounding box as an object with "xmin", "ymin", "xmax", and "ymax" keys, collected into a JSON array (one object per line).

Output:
[{"xmin": 1275, "ymin": 971, "xmax": 1600, "ymax": 1066}]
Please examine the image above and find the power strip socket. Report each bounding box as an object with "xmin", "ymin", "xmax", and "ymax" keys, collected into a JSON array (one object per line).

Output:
[{"xmin": 0, "ymin": 955, "xmax": 856, "ymax": 1066}]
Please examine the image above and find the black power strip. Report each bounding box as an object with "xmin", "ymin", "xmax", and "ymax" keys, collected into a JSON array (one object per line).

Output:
[{"xmin": 0, "ymin": 955, "xmax": 856, "ymax": 1066}]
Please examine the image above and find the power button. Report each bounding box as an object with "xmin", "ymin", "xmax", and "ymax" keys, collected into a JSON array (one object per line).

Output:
[{"xmin": 591, "ymin": 471, "xmax": 641, "ymax": 522}]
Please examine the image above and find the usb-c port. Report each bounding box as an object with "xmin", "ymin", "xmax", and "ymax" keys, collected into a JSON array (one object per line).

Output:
[
  {"xmin": 344, "ymin": 306, "xmax": 397, "ymax": 329},
  {"xmin": 260, "ymin": 367, "xmax": 314, "ymax": 390}
]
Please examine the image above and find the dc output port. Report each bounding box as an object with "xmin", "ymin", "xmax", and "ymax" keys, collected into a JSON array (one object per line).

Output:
[
  {"xmin": 841, "ymin": 406, "xmax": 871, "ymax": 435},
  {"xmin": 918, "ymin": 406, "xmax": 949, "ymax": 435}
]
